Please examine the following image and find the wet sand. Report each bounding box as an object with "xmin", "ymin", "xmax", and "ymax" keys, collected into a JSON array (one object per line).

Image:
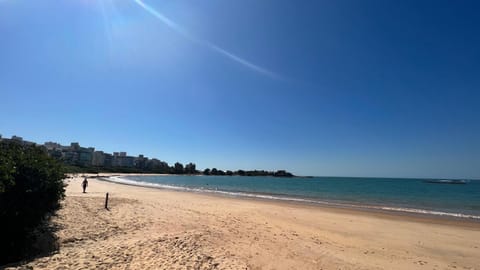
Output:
[{"xmin": 6, "ymin": 174, "xmax": 480, "ymax": 270}]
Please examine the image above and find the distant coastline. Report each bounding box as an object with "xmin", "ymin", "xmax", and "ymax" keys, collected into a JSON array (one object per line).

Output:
[{"xmin": 0, "ymin": 135, "xmax": 295, "ymax": 177}]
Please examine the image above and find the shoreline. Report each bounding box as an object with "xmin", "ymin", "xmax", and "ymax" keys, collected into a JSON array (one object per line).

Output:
[
  {"xmin": 7, "ymin": 174, "xmax": 479, "ymax": 270},
  {"xmin": 98, "ymin": 174, "xmax": 480, "ymax": 224}
]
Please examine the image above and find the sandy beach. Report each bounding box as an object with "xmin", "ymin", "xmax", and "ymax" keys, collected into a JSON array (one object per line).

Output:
[{"xmin": 5, "ymin": 174, "xmax": 480, "ymax": 270}]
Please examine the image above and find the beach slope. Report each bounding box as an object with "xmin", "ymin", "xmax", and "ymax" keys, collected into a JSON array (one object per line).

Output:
[{"xmin": 5, "ymin": 175, "xmax": 480, "ymax": 270}]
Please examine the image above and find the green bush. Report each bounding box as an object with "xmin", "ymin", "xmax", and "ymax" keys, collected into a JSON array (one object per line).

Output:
[{"xmin": 0, "ymin": 141, "xmax": 66, "ymax": 265}]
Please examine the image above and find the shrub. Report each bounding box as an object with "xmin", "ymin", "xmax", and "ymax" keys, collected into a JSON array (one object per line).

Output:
[{"xmin": 0, "ymin": 140, "xmax": 66, "ymax": 265}]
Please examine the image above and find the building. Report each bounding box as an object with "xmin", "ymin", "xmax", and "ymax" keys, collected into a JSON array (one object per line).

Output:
[
  {"xmin": 58, "ymin": 142, "xmax": 94, "ymax": 166},
  {"xmin": 62, "ymin": 151, "xmax": 79, "ymax": 165},
  {"xmin": 103, "ymin": 153, "xmax": 113, "ymax": 167},
  {"xmin": 147, "ymin": 158, "xmax": 170, "ymax": 173},
  {"xmin": 70, "ymin": 142, "xmax": 80, "ymax": 151},
  {"xmin": 77, "ymin": 147, "xmax": 94, "ymax": 166},
  {"xmin": 1, "ymin": 137, "xmax": 164, "ymax": 170},
  {"xmin": 8, "ymin": 135, "xmax": 36, "ymax": 146},
  {"xmin": 11, "ymin": 135, "xmax": 23, "ymax": 142},
  {"xmin": 112, "ymin": 152, "xmax": 135, "ymax": 167},
  {"xmin": 44, "ymin": 142, "xmax": 62, "ymax": 150},
  {"xmin": 92, "ymin": 151, "xmax": 105, "ymax": 166},
  {"xmin": 135, "ymin": 155, "xmax": 148, "ymax": 170}
]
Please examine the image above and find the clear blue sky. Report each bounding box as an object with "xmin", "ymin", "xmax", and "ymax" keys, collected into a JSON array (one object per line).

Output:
[{"xmin": 1, "ymin": 0, "xmax": 479, "ymax": 179}]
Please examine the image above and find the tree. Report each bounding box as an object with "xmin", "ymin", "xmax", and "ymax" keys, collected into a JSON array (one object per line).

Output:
[
  {"xmin": 184, "ymin": 163, "xmax": 196, "ymax": 174},
  {"xmin": 0, "ymin": 141, "xmax": 66, "ymax": 265},
  {"xmin": 274, "ymin": 170, "xmax": 293, "ymax": 177},
  {"xmin": 173, "ymin": 162, "xmax": 184, "ymax": 174}
]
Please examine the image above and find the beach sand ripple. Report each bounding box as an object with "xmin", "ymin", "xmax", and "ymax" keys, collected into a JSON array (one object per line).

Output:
[{"xmin": 3, "ymin": 175, "xmax": 479, "ymax": 270}]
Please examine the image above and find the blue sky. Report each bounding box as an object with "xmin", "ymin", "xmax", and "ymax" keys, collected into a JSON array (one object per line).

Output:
[{"xmin": 1, "ymin": 0, "xmax": 479, "ymax": 178}]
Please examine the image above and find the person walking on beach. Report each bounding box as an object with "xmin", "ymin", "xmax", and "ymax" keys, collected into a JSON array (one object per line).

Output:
[{"xmin": 82, "ymin": 177, "xmax": 88, "ymax": 193}]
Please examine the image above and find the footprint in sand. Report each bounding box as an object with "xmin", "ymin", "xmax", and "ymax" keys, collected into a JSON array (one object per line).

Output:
[{"xmin": 414, "ymin": 260, "xmax": 428, "ymax": 266}]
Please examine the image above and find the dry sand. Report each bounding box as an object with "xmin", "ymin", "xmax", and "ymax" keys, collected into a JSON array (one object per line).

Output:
[{"xmin": 4, "ymin": 174, "xmax": 480, "ymax": 270}]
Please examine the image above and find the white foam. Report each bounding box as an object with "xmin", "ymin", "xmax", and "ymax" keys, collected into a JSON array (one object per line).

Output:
[
  {"xmin": 373, "ymin": 206, "xmax": 480, "ymax": 219},
  {"xmin": 102, "ymin": 176, "xmax": 480, "ymax": 220}
]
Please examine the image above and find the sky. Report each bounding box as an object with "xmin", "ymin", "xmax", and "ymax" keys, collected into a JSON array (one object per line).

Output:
[{"xmin": 1, "ymin": 0, "xmax": 479, "ymax": 179}]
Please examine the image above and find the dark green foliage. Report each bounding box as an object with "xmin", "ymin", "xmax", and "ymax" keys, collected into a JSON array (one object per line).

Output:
[
  {"xmin": 173, "ymin": 162, "xmax": 184, "ymax": 174},
  {"xmin": 201, "ymin": 168, "xmax": 294, "ymax": 177},
  {"xmin": 273, "ymin": 170, "xmax": 294, "ymax": 177},
  {"xmin": 184, "ymin": 163, "xmax": 197, "ymax": 174},
  {"xmin": 0, "ymin": 141, "xmax": 66, "ymax": 265}
]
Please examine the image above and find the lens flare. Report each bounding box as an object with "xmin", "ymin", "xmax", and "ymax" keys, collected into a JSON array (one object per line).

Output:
[{"xmin": 132, "ymin": 0, "xmax": 280, "ymax": 79}]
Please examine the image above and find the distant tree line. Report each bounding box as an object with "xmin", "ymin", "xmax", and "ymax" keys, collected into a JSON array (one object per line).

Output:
[
  {"xmin": 63, "ymin": 163, "xmax": 294, "ymax": 177},
  {"xmin": 2, "ymin": 136, "xmax": 295, "ymax": 177},
  {"xmin": 40, "ymin": 144, "xmax": 295, "ymax": 177},
  {"xmin": 202, "ymin": 168, "xmax": 293, "ymax": 177}
]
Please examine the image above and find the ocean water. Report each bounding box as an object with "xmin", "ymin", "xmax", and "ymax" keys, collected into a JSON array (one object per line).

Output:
[{"xmin": 106, "ymin": 175, "xmax": 480, "ymax": 220}]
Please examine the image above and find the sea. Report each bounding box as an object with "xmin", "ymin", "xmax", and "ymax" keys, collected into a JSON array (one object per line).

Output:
[{"xmin": 105, "ymin": 175, "xmax": 480, "ymax": 220}]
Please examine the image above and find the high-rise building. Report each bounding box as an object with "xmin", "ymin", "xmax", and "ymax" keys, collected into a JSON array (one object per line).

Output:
[
  {"xmin": 44, "ymin": 142, "xmax": 62, "ymax": 150},
  {"xmin": 104, "ymin": 153, "xmax": 113, "ymax": 167},
  {"xmin": 92, "ymin": 151, "xmax": 106, "ymax": 166},
  {"xmin": 11, "ymin": 136, "xmax": 23, "ymax": 142}
]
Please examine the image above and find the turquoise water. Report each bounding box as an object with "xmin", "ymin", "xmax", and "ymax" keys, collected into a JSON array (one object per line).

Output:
[{"xmin": 109, "ymin": 175, "xmax": 480, "ymax": 219}]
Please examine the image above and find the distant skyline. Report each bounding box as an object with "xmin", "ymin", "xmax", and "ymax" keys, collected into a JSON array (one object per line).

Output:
[{"xmin": 1, "ymin": 0, "xmax": 479, "ymax": 179}]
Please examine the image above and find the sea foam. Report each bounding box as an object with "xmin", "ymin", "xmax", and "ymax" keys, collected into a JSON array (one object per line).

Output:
[{"xmin": 102, "ymin": 176, "xmax": 480, "ymax": 220}]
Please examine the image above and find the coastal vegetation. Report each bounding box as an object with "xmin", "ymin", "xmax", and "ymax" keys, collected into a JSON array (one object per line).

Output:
[
  {"xmin": 62, "ymin": 164, "xmax": 294, "ymax": 177},
  {"xmin": 1, "ymin": 136, "xmax": 295, "ymax": 177},
  {"xmin": 0, "ymin": 140, "xmax": 65, "ymax": 265},
  {"xmin": 202, "ymin": 168, "xmax": 294, "ymax": 177}
]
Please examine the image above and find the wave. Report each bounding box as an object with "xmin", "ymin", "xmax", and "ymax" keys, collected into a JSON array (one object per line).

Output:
[{"xmin": 102, "ymin": 176, "xmax": 480, "ymax": 220}]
